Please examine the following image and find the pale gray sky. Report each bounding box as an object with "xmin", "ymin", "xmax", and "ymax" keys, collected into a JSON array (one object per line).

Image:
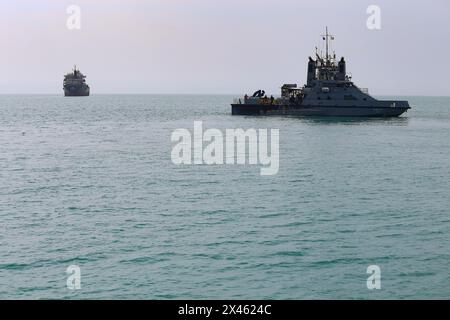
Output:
[{"xmin": 0, "ymin": 0, "xmax": 449, "ymax": 95}]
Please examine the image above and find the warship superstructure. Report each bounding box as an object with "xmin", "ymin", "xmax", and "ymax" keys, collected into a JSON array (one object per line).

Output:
[
  {"xmin": 63, "ymin": 66, "xmax": 90, "ymax": 96},
  {"xmin": 232, "ymin": 28, "xmax": 410, "ymax": 117}
]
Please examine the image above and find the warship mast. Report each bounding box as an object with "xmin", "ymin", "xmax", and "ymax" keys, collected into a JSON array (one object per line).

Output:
[{"xmin": 322, "ymin": 26, "xmax": 334, "ymax": 64}]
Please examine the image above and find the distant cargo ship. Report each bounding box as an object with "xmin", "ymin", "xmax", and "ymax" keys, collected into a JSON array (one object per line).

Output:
[
  {"xmin": 232, "ymin": 28, "xmax": 410, "ymax": 117},
  {"xmin": 63, "ymin": 66, "xmax": 90, "ymax": 97}
]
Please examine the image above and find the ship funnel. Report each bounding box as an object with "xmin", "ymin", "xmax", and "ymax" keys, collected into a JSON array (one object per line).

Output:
[
  {"xmin": 307, "ymin": 57, "xmax": 316, "ymax": 85},
  {"xmin": 336, "ymin": 57, "xmax": 346, "ymax": 81}
]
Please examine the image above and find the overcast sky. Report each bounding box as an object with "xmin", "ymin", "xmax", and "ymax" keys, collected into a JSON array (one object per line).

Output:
[{"xmin": 0, "ymin": 0, "xmax": 449, "ymax": 95}]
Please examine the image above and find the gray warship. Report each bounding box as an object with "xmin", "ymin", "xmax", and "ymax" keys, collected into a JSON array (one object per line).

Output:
[
  {"xmin": 232, "ymin": 28, "xmax": 410, "ymax": 117},
  {"xmin": 63, "ymin": 66, "xmax": 90, "ymax": 96}
]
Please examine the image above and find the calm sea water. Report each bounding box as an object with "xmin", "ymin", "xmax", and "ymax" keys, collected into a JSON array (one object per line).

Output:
[{"xmin": 0, "ymin": 94, "xmax": 449, "ymax": 299}]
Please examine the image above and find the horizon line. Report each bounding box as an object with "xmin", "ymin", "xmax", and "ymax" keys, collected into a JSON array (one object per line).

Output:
[{"xmin": 0, "ymin": 93, "xmax": 449, "ymax": 98}]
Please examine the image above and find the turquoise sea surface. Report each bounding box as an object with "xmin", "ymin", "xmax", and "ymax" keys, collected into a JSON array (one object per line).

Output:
[{"xmin": 0, "ymin": 95, "xmax": 449, "ymax": 299}]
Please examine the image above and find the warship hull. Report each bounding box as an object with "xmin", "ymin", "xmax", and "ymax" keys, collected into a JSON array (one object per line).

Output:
[
  {"xmin": 232, "ymin": 103, "xmax": 410, "ymax": 117},
  {"xmin": 64, "ymin": 87, "xmax": 90, "ymax": 97}
]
